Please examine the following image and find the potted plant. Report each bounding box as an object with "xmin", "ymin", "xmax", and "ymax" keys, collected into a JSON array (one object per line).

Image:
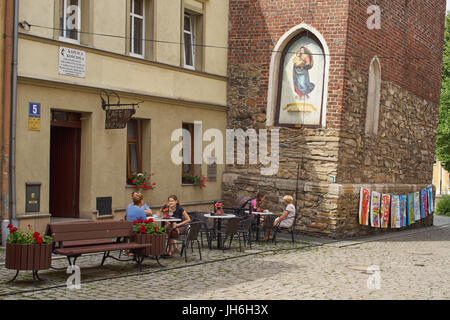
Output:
[
  {"xmin": 182, "ymin": 170, "xmax": 207, "ymax": 189},
  {"xmin": 132, "ymin": 218, "xmax": 166, "ymax": 257},
  {"xmin": 130, "ymin": 172, "xmax": 156, "ymax": 191},
  {"xmin": 215, "ymin": 201, "xmax": 224, "ymax": 215},
  {"xmin": 5, "ymin": 224, "xmax": 53, "ymax": 281},
  {"xmin": 160, "ymin": 203, "xmax": 170, "ymax": 219}
]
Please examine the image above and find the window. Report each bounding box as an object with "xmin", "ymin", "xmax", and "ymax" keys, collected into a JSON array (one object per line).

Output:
[
  {"xmin": 59, "ymin": 0, "xmax": 81, "ymax": 43},
  {"xmin": 183, "ymin": 13, "xmax": 196, "ymax": 69},
  {"xmin": 130, "ymin": 0, "xmax": 145, "ymax": 57},
  {"xmin": 127, "ymin": 119, "xmax": 143, "ymax": 183},
  {"xmin": 182, "ymin": 123, "xmax": 195, "ymax": 183},
  {"xmin": 365, "ymin": 57, "xmax": 381, "ymax": 136}
]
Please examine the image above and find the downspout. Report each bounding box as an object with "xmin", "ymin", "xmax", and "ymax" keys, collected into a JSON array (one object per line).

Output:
[
  {"xmin": 1, "ymin": 0, "xmax": 14, "ymax": 246},
  {"xmin": 11, "ymin": 0, "xmax": 18, "ymax": 225}
]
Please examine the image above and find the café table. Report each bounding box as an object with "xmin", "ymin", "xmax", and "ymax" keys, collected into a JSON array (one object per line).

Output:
[{"xmin": 204, "ymin": 213, "xmax": 236, "ymax": 249}]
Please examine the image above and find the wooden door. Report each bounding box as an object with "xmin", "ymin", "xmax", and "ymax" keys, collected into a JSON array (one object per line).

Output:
[{"xmin": 50, "ymin": 124, "xmax": 81, "ymax": 218}]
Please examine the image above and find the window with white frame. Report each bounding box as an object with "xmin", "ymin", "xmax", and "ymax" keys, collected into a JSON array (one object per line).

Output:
[
  {"xmin": 184, "ymin": 13, "xmax": 196, "ymax": 69},
  {"xmin": 130, "ymin": 0, "xmax": 145, "ymax": 57},
  {"xmin": 59, "ymin": 0, "xmax": 81, "ymax": 43}
]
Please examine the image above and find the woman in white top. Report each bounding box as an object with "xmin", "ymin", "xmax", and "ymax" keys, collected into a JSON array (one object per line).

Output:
[{"xmin": 274, "ymin": 195, "xmax": 296, "ymax": 229}]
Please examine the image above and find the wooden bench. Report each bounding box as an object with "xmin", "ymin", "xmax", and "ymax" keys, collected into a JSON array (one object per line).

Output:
[{"xmin": 45, "ymin": 221, "xmax": 151, "ymax": 271}]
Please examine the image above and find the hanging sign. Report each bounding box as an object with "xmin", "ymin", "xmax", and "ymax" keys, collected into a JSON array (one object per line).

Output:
[
  {"xmin": 105, "ymin": 109, "xmax": 136, "ymax": 129},
  {"xmin": 28, "ymin": 102, "xmax": 41, "ymax": 131}
]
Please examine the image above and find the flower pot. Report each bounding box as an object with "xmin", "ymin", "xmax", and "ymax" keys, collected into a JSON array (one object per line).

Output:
[
  {"xmin": 134, "ymin": 233, "xmax": 166, "ymax": 257},
  {"xmin": 5, "ymin": 243, "xmax": 52, "ymax": 271}
]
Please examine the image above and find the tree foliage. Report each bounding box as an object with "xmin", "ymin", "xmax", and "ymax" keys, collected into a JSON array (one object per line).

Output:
[{"xmin": 436, "ymin": 13, "xmax": 450, "ymax": 171}]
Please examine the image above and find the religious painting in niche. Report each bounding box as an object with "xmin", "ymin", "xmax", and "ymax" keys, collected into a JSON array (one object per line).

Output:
[{"xmin": 276, "ymin": 33, "xmax": 326, "ymax": 126}]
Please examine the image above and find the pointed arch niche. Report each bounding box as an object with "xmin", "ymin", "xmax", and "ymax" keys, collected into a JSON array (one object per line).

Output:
[
  {"xmin": 266, "ymin": 24, "xmax": 330, "ymax": 128},
  {"xmin": 365, "ymin": 57, "xmax": 381, "ymax": 136}
]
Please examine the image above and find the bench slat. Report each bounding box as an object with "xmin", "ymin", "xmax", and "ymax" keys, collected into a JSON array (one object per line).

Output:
[
  {"xmin": 54, "ymin": 242, "xmax": 151, "ymax": 256},
  {"xmin": 47, "ymin": 221, "xmax": 132, "ymax": 234},
  {"xmin": 52, "ymin": 229, "xmax": 133, "ymax": 242}
]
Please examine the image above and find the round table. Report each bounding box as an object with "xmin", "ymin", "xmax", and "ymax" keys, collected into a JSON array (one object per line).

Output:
[
  {"xmin": 151, "ymin": 217, "xmax": 181, "ymax": 222},
  {"xmin": 244, "ymin": 211, "xmax": 275, "ymax": 215},
  {"xmin": 204, "ymin": 213, "xmax": 236, "ymax": 249}
]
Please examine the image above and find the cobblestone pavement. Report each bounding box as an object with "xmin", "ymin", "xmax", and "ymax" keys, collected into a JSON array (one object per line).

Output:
[{"xmin": 1, "ymin": 218, "xmax": 449, "ymax": 300}]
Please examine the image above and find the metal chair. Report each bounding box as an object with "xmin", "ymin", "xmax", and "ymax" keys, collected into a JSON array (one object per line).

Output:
[
  {"xmin": 217, "ymin": 217, "xmax": 242, "ymax": 252},
  {"xmin": 237, "ymin": 216, "xmax": 253, "ymax": 249},
  {"xmin": 180, "ymin": 222, "xmax": 203, "ymax": 262},
  {"xmin": 272, "ymin": 212, "xmax": 298, "ymax": 245},
  {"xmin": 188, "ymin": 211, "xmax": 213, "ymax": 248}
]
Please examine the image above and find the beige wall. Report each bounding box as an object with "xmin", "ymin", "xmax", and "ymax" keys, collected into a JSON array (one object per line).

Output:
[
  {"xmin": 14, "ymin": 0, "xmax": 228, "ymax": 224},
  {"xmin": 433, "ymin": 159, "xmax": 450, "ymax": 194},
  {"xmin": 16, "ymin": 81, "xmax": 227, "ymax": 218},
  {"xmin": 18, "ymin": 0, "xmax": 229, "ymax": 76}
]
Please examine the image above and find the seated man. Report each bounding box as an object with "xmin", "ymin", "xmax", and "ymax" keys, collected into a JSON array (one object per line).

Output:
[
  {"xmin": 125, "ymin": 193, "xmax": 147, "ymax": 222},
  {"xmin": 126, "ymin": 191, "xmax": 152, "ymax": 217}
]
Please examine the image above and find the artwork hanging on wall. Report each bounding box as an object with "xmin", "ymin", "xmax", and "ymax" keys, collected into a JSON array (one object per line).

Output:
[
  {"xmin": 391, "ymin": 195, "xmax": 400, "ymax": 228},
  {"xmin": 359, "ymin": 187, "xmax": 371, "ymax": 226},
  {"xmin": 370, "ymin": 191, "xmax": 381, "ymax": 228},
  {"xmin": 427, "ymin": 185, "xmax": 434, "ymax": 214},
  {"xmin": 407, "ymin": 194, "xmax": 414, "ymax": 226},
  {"xmin": 414, "ymin": 192, "xmax": 421, "ymax": 221},
  {"xmin": 399, "ymin": 195, "xmax": 407, "ymax": 228},
  {"xmin": 275, "ymin": 33, "xmax": 326, "ymax": 127},
  {"xmin": 380, "ymin": 194, "xmax": 390, "ymax": 228},
  {"xmin": 420, "ymin": 189, "xmax": 428, "ymax": 218}
]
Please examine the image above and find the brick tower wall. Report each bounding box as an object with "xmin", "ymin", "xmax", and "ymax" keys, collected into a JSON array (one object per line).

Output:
[{"xmin": 224, "ymin": 0, "xmax": 446, "ymax": 238}]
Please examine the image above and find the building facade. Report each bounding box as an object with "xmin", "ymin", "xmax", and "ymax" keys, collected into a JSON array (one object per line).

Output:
[
  {"xmin": 433, "ymin": 159, "xmax": 450, "ymax": 195},
  {"xmin": 223, "ymin": 0, "xmax": 446, "ymax": 238},
  {"xmin": 1, "ymin": 0, "xmax": 229, "ymax": 241}
]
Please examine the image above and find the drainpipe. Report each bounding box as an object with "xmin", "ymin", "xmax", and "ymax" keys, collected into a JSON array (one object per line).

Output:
[
  {"xmin": 10, "ymin": 0, "xmax": 18, "ymax": 227},
  {"xmin": 1, "ymin": 0, "xmax": 14, "ymax": 246}
]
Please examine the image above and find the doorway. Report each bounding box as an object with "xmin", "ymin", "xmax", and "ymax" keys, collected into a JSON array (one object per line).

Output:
[{"xmin": 49, "ymin": 111, "xmax": 81, "ymax": 218}]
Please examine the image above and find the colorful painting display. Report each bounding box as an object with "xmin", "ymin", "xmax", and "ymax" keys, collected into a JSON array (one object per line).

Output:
[
  {"xmin": 427, "ymin": 185, "xmax": 434, "ymax": 214},
  {"xmin": 414, "ymin": 192, "xmax": 421, "ymax": 221},
  {"xmin": 399, "ymin": 195, "xmax": 407, "ymax": 228},
  {"xmin": 391, "ymin": 195, "xmax": 400, "ymax": 228},
  {"xmin": 420, "ymin": 189, "xmax": 428, "ymax": 218},
  {"xmin": 380, "ymin": 194, "xmax": 390, "ymax": 228},
  {"xmin": 360, "ymin": 187, "xmax": 430, "ymax": 229},
  {"xmin": 359, "ymin": 187, "xmax": 371, "ymax": 226},
  {"xmin": 407, "ymin": 194, "xmax": 414, "ymax": 226},
  {"xmin": 370, "ymin": 191, "xmax": 381, "ymax": 228}
]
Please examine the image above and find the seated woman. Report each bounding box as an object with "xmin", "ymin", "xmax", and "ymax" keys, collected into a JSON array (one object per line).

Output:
[
  {"xmin": 125, "ymin": 192, "xmax": 147, "ymax": 222},
  {"xmin": 166, "ymin": 195, "xmax": 191, "ymax": 257},
  {"xmin": 126, "ymin": 191, "xmax": 152, "ymax": 217},
  {"xmin": 273, "ymin": 195, "xmax": 296, "ymax": 230}
]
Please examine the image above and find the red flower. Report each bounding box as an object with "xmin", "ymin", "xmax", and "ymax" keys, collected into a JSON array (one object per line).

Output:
[
  {"xmin": 133, "ymin": 220, "xmax": 137, "ymax": 225},
  {"xmin": 202, "ymin": 184, "xmax": 206, "ymax": 188},
  {"xmin": 153, "ymin": 226, "xmax": 158, "ymax": 232},
  {"xmin": 9, "ymin": 227, "xmax": 17, "ymax": 233},
  {"xmin": 147, "ymin": 218, "xmax": 154, "ymax": 223},
  {"xmin": 33, "ymin": 232, "xmax": 40, "ymax": 238},
  {"xmin": 7, "ymin": 224, "xmax": 13, "ymax": 229},
  {"xmin": 132, "ymin": 179, "xmax": 136, "ymax": 183},
  {"xmin": 152, "ymin": 182, "xmax": 156, "ymax": 185},
  {"xmin": 36, "ymin": 237, "xmax": 43, "ymax": 244}
]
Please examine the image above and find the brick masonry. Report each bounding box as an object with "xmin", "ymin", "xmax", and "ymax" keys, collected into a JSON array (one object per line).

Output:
[{"xmin": 223, "ymin": 0, "xmax": 446, "ymax": 238}]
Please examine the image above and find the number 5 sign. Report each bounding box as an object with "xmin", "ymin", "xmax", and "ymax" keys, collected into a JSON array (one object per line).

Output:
[{"xmin": 28, "ymin": 102, "xmax": 41, "ymax": 131}]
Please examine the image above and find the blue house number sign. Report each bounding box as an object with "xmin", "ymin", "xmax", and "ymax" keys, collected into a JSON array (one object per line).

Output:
[{"xmin": 28, "ymin": 102, "xmax": 41, "ymax": 131}]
